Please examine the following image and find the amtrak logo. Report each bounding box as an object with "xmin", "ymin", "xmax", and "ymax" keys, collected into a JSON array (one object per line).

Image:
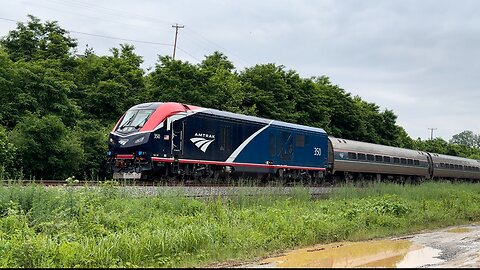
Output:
[
  {"xmin": 194, "ymin": 132, "xmax": 215, "ymax": 139},
  {"xmin": 190, "ymin": 137, "xmax": 215, "ymax": 152},
  {"xmin": 118, "ymin": 139, "xmax": 129, "ymax": 146}
]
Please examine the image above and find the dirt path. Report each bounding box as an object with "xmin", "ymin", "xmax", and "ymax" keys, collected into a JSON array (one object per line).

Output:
[{"xmin": 232, "ymin": 223, "xmax": 480, "ymax": 268}]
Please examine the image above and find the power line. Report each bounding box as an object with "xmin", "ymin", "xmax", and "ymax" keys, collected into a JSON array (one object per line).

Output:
[
  {"xmin": 70, "ymin": 30, "xmax": 172, "ymax": 46},
  {"xmin": 171, "ymin": 23, "xmax": 184, "ymax": 60},
  {"xmin": 0, "ymin": 16, "xmax": 173, "ymax": 46},
  {"xmin": 25, "ymin": 0, "xmax": 250, "ymax": 65},
  {"xmin": 184, "ymin": 28, "xmax": 252, "ymax": 67}
]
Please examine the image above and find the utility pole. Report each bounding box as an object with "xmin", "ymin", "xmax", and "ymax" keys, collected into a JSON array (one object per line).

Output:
[
  {"xmin": 428, "ymin": 128, "xmax": 437, "ymax": 140},
  {"xmin": 171, "ymin": 23, "xmax": 184, "ymax": 60}
]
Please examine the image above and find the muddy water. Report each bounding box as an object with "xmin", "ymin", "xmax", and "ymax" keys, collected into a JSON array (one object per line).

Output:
[
  {"xmin": 258, "ymin": 239, "xmax": 444, "ymax": 268},
  {"xmin": 446, "ymin": 227, "xmax": 472, "ymax": 233}
]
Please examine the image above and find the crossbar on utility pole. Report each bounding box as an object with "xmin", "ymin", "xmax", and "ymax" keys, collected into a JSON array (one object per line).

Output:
[{"xmin": 172, "ymin": 23, "xmax": 184, "ymax": 60}]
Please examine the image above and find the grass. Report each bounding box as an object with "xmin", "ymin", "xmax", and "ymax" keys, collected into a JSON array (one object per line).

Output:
[{"xmin": 0, "ymin": 180, "xmax": 479, "ymax": 267}]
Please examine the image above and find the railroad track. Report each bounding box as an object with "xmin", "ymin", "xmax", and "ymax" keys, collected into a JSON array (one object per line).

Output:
[{"xmin": 2, "ymin": 179, "xmax": 335, "ymax": 198}]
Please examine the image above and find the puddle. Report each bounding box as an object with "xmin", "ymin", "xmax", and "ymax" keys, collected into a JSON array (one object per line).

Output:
[
  {"xmin": 447, "ymin": 227, "xmax": 472, "ymax": 233},
  {"xmin": 259, "ymin": 239, "xmax": 444, "ymax": 268}
]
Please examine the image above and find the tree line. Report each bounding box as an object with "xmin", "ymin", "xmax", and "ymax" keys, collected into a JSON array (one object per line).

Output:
[{"xmin": 0, "ymin": 15, "xmax": 478, "ymax": 180}]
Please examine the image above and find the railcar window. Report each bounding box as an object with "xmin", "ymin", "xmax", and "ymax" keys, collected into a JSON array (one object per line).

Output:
[
  {"xmin": 400, "ymin": 158, "xmax": 406, "ymax": 164},
  {"xmin": 348, "ymin": 152, "xmax": 357, "ymax": 160},
  {"xmin": 459, "ymin": 165, "xmax": 464, "ymax": 170},
  {"xmin": 367, "ymin": 154, "xmax": 374, "ymax": 161},
  {"xmin": 450, "ymin": 164, "xmax": 454, "ymax": 169},
  {"xmin": 375, "ymin": 155, "xmax": 382, "ymax": 162},
  {"xmin": 407, "ymin": 159, "xmax": 413, "ymax": 165},
  {"xmin": 414, "ymin": 160, "xmax": 420, "ymax": 166},
  {"xmin": 383, "ymin": 156, "xmax": 391, "ymax": 163},
  {"xmin": 358, "ymin": 153, "xmax": 366, "ymax": 160},
  {"xmin": 295, "ymin": 134, "xmax": 305, "ymax": 147},
  {"xmin": 393, "ymin": 157, "xmax": 400, "ymax": 164},
  {"xmin": 440, "ymin": 163, "xmax": 444, "ymax": 168}
]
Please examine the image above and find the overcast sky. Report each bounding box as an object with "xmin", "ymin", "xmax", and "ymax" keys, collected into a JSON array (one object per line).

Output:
[{"xmin": 1, "ymin": 0, "xmax": 479, "ymax": 141}]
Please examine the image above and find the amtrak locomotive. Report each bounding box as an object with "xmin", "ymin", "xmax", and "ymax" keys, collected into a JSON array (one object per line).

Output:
[
  {"xmin": 107, "ymin": 102, "xmax": 328, "ymax": 181},
  {"xmin": 107, "ymin": 102, "xmax": 480, "ymax": 183}
]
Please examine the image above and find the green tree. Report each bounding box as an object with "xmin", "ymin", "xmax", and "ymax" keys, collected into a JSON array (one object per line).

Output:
[
  {"xmin": 145, "ymin": 55, "xmax": 207, "ymax": 105},
  {"xmin": 450, "ymin": 130, "xmax": 480, "ymax": 149},
  {"xmin": 314, "ymin": 76, "xmax": 363, "ymax": 140},
  {"xmin": 0, "ymin": 50, "xmax": 80, "ymax": 129},
  {"xmin": 197, "ymin": 52, "xmax": 248, "ymax": 113},
  {"xmin": 239, "ymin": 64, "xmax": 300, "ymax": 122},
  {"xmin": 74, "ymin": 119, "xmax": 110, "ymax": 180},
  {"xmin": 0, "ymin": 15, "xmax": 77, "ymax": 63},
  {"xmin": 289, "ymin": 77, "xmax": 330, "ymax": 129},
  {"xmin": 0, "ymin": 125, "xmax": 18, "ymax": 178},
  {"xmin": 10, "ymin": 114, "xmax": 84, "ymax": 179},
  {"xmin": 413, "ymin": 138, "xmax": 449, "ymax": 155},
  {"xmin": 72, "ymin": 44, "xmax": 145, "ymax": 124}
]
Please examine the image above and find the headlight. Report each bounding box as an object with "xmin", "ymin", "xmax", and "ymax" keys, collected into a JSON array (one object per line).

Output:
[
  {"xmin": 134, "ymin": 136, "xmax": 145, "ymax": 144},
  {"xmin": 109, "ymin": 138, "xmax": 114, "ymax": 144}
]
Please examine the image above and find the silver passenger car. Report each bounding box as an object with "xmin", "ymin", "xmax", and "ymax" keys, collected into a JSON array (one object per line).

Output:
[
  {"xmin": 430, "ymin": 153, "xmax": 480, "ymax": 180},
  {"xmin": 328, "ymin": 137, "xmax": 430, "ymax": 179}
]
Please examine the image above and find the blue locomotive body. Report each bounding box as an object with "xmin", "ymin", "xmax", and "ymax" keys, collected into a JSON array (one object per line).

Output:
[{"xmin": 108, "ymin": 102, "xmax": 328, "ymax": 180}]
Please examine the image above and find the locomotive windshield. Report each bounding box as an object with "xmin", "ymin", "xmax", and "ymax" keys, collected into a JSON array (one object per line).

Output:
[{"xmin": 116, "ymin": 109, "xmax": 155, "ymax": 133}]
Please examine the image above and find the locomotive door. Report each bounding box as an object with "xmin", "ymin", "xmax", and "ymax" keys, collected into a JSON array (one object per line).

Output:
[
  {"xmin": 171, "ymin": 120, "xmax": 185, "ymax": 158},
  {"xmin": 279, "ymin": 131, "xmax": 294, "ymax": 162}
]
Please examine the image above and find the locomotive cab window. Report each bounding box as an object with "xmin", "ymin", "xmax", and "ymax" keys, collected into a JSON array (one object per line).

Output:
[{"xmin": 116, "ymin": 109, "xmax": 155, "ymax": 133}]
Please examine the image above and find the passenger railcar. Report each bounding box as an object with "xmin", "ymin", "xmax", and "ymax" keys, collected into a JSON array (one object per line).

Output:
[
  {"xmin": 107, "ymin": 102, "xmax": 329, "ymax": 181},
  {"xmin": 328, "ymin": 137, "xmax": 431, "ymax": 183},
  {"xmin": 430, "ymin": 153, "xmax": 480, "ymax": 180}
]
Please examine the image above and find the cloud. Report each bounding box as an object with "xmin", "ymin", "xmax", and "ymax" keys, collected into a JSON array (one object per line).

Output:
[{"xmin": 0, "ymin": 0, "xmax": 479, "ymax": 140}]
